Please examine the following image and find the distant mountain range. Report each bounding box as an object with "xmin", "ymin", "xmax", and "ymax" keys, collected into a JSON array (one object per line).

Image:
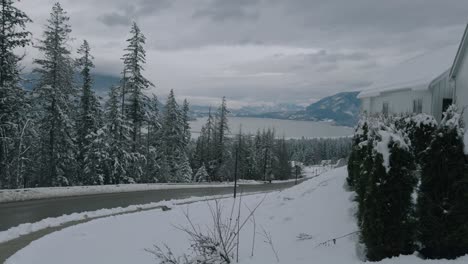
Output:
[
  {"xmin": 228, "ymin": 91, "xmax": 361, "ymax": 127},
  {"xmin": 21, "ymin": 72, "xmax": 120, "ymax": 96},
  {"xmin": 21, "ymin": 72, "xmax": 361, "ymax": 126}
]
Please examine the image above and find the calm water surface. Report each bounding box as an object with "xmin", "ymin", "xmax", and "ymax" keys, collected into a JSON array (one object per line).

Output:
[{"xmin": 189, "ymin": 117, "xmax": 354, "ymax": 138}]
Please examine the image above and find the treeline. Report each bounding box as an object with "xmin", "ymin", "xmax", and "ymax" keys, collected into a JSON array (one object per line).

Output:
[
  {"xmin": 0, "ymin": 1, "xmax": 344, "ymax": 189},
  {"xmin": 347, "ymin": 107, "xmax": 468, "ymax": 261},
  {"xmin": 288, "ymin": 137, "xmax": 352, "ymax": 165},
  {"xmin": 0, "ymin": 1, "xmax": 194, "ymax": 188},
  {"xmin": 191, "ymin": 105, "xmax": 293, "ymax": 182}
]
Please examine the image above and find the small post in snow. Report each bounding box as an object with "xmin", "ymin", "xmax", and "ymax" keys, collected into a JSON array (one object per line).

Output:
[
  {"xmin": 295, "ymin": 164, "xmax": 299, "ymax": 185},
  {"xmin": 234, "ymin": 146, "xmax": 238, "ymax": 198},
  {"xmin": 234, "ymin": 128, "xmax": 241, "ymax": 198}
]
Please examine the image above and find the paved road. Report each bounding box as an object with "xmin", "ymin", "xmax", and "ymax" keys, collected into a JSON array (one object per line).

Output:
[
  {"xmin": 0, "ymin": 180, "xmax": 304, "ymax": 232},
  {"xmin": 0, "ymin": 179, "xmax": 306, "ymax": 262}
]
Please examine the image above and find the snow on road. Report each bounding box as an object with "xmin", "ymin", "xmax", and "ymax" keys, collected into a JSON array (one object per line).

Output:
[
  {"xmin": 0, "ymin": 182, "xmax": 236, "ymax": 204},
  {"xmin": 0, "ymin": 177, "xmax": 321, "ymax": 204},
  {"xmin": 7, "ymin": 167, "xmax": 466, "ymax": 264}
]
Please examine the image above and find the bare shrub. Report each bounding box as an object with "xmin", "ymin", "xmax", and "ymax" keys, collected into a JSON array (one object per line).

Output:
[{"xmin": 147, "ymin": 195, "xmax": 266, "ymax": 264}]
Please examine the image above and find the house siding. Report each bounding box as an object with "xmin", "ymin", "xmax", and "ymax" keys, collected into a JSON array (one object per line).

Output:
[
  {"xmin": 430, "ymin": 71, "xmax": 454, "ymax": 122},
  {"xmin": 366, "ymin": 89, "xmax": 432, "ymax": 116},
  {"xmin": 455, "ymin": 51, "xmax": 468, "ymax": 128}
]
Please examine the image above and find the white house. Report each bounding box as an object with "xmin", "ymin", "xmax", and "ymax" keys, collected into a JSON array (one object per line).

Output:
[
  {"xmin": 358, "ymin": 44, "xmax": 458, "ymax": 121},
  {"xmin": 450, "ymin": 24, "xmax": 468, "ymax": 128},
  {"xmin": 359, "ymin": 23, "xmax": 468, "ymax": 126}
]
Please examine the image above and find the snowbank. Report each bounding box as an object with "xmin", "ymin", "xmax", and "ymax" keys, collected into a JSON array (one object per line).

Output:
[
  {"xmin": 0, "ymin": 183, "xmax": 232, "ymax": 203},
  {"xmin": 0, "ymin": 177, "xmax": 306, "ymax": 204},
  {"xmin": 0, "ymin": 193, "xmax": 241, "ymax": 244},
  {"xmin": 7, "ymin": 167, "xmax": 466, "ymax": 264}
]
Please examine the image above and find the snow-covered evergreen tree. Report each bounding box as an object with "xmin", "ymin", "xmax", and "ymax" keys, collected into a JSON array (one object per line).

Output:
[
  {"xmin": 212, "ymin": 97, "xmax": 229, "ymax": 181},
  {"xmin": 161, "ymin": 89, "xmax": 183, "ymax": 182},
  {"xmin": 360, "ymin": 119, "xmax": 417, "ymax": 261},
  {"xmin": 176, "ymin": 155, "xmax": 192, "ymax": 183},
  {"xmin": 76, "ymin": 40, "xmax": 102, "ymax": 185},
  {"xmin": 404, "ymin": 114, "xmax": 437, "ymax": 163},
  {"xmin": 181, "ymin": 99, "xmax": 191, "ymax": 147},
  {"xmin": 0, "ymin": 0, "xmax": 31, "ymax": 188},
  {"xmin": 102, "ymin": 85, "xmax": 134, "ymax": 184},
  {"xmin": 273, "ymin": 137, "xmax": 291, "ymax": 180},
  {"xmin": 417, "ymin": 105, "xmax": 468, "ymax": 259},
  {"xmin": 194, "ymin": 164, "xmax": 209, "ymax": 182},
  {"xmin": 143, "ymin": 94, "xmax": 162, "ymax": 182},
  {"xmin": 33, "ymin": 3, "xmax": 76, "ymax": 186},
  {"xmin": 121, "ymin": 22, "xmax": 154, "ymax": 152}
]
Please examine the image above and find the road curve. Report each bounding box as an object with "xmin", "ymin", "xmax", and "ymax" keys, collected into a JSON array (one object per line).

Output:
[
  {"xmin": 0, "ymin": 179, "xmax": 306, "ymax": 262},
  {"xmin": 0, "ymin": 179, "xmax": 305, "ymax": 232}
]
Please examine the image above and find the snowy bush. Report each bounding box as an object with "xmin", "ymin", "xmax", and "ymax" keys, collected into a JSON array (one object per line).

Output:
[
  {"xmin": 403, "ymin": 114, "xmax": 438, "ymax": 162},
  {"xmin": 361, "ymin": 119, "xmax": 417, "ymax": 261},
  {"xmin": 417, "ymin": 105, "xmax": 468, "ymax": 259},
  {"xmin": 350, "ymin": 116, "xmax": 418, "ymax": 261}
]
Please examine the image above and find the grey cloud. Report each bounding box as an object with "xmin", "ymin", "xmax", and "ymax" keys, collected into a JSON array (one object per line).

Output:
[
  {"xmin": 98, "ymin": 0, "xmax": 172, "ymax": 27},
  {"xmin": 305, "ymin": 50, "xmax": 371, "ymax": 64},
  {"xmin": 17, "ymin": 0, "xmax": 468, "ymax": 107},
  {"xmin": 193, "ymin": 0, "xmax": 260, "ymax": 21},
  {"xmin": 100, "ymin": 12, "xmax": 130, "ymax": 27}
]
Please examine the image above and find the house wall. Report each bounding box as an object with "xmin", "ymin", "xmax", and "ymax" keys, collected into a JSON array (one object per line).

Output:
[
  {"xmin": 455, "ymin": 51, "xmax": 468, "ymax": 128},
  {"xmin": 430, "ymin": 72, "xmax": 453, "ymax": 122},
  {"xmin": 360, "ymin": 97, "xmax": 371, "ymax": 113},
  {"xmin": 366, "ymin": 89, "xmax": 432, "ymax": 116}
]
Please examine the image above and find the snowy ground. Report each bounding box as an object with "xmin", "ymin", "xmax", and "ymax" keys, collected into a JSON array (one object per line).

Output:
[{"xmin": 8, "ymin": 166, "xmax": 462, "ymax": 264}]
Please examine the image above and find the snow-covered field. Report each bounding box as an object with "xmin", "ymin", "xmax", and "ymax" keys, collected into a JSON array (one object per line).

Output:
[{"xmin": 7, "ymin": 167, "xmax": 466, "ymax": 264}]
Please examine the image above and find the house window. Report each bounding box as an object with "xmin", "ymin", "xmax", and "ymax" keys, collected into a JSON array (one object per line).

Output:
[
  {"xmin": 413, "ymin": 99, "xmax": 423, "ymax": 114},
  {"xmin": 442, "ymin": 98, "xmax": 453, "ymax": 115},
  {"xmin": 382, "ymin": 102, "xmax": 389, "ymax": 115}
]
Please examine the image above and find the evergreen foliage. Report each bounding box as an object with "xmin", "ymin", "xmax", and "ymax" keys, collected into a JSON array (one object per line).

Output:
[
  {"xmin": 76, "ymin": 40, "xmax": 102, "ymax": 185},
  {"xmin": 33, "ymin": 2, "xmax": 76, "ymax": 186},
  {"xmin": 121, "ymin": 22, "xmax": 154, "ymax": 152},
  {"xmin": 194, "ymin": 164, "xmax": 209, "ymax": 182},
  {"xmin": 417, "ymin": 105, "xmax": 468, "ymax": 259},
  {"xmin": 0, "ymin": 0, "xmax": 31, "ymax": 188}
]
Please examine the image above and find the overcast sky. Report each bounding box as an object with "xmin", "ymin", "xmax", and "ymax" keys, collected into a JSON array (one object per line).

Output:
[{"xmin": 17, "ymin": 0, "xmax": 468, "ymax": 108}]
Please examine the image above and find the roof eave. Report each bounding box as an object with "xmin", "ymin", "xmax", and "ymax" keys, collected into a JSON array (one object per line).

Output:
[{"xmin": 450, "ymin": 23, "xmax": 468, "ymax": 79}]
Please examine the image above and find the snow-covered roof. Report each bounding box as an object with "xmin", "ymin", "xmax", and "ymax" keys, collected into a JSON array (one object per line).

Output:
[{"xmin": 358, "ymin": 44, "xmax": 459, "ymax": 99}]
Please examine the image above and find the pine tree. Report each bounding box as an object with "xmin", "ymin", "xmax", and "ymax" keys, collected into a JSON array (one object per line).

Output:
[
  {"xmin": 76, "ymin": 40, "xmax": 101, "ymax": 185},
  {"xmin": 274, "ymin": 137, "xmax": 291, "ymax": 180},
  {"xmin": 122, "ymin": 22, "xmax": 154, "ymax": 152},
  {"xmin": 212, "ymin": 97, "xmax": 229, "ymax": 181},
  {"xmin": 143, "ymin": 94, "xmax": 162, "ymax": 182},
  {"xmin": 176, "ymin": 155, "xmax": 192, "ymax": 183},
  {"xmin": 102, "ymin": 85, "xmax": 133, "ymax": 184},
  {"xmin": 194, "ymin": 164, "xmax": 209, "ymax": 182},
  {"xmin": 161, "ymin": 89, "xmax": 183, "ymax": 182},
  {"xmin": 33, "ymin": 3, "xmax": 76, "ymax": 186},
  {"xmin": 181, "ymin": 99, "xmax": 191, "ymax": 147},
  {"xmin": 0, "ymin": 0, "xmax": 31, "ymax": 188},
  {"xmin": 417, "ymin": 105, "xmax": 468, "ymax": 259}
]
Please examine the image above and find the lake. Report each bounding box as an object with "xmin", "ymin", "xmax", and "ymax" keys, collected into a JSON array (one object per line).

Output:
[{"xmin": 189, "ymin": 117, "xmax": 354, "ymax": 139}]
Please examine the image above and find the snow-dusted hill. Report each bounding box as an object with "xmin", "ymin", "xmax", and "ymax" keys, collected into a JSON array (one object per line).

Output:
[
  {"xmin": 6, "ymin": 167, "xmax": 467, "ymax": 264},
  {"xmin": 233, "ymin": 92, "xmax": 361, "ymax": 127}
]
